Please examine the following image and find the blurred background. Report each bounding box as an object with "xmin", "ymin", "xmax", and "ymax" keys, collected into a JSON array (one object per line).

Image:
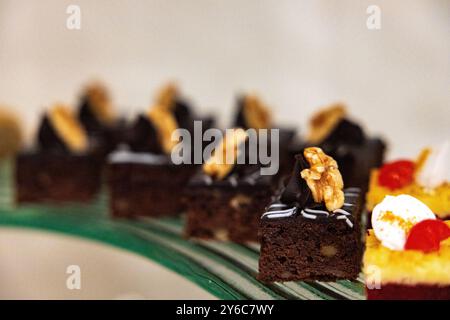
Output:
[{"xmin": 0, "ymin": 0, "xmax": 449, "ymax": 158}]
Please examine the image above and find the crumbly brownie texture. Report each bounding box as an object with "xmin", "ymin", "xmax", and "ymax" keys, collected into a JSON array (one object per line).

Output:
[
  {"xmin": 16, "ymin": 152, "xmax": 102, "ymax": 203},
  {"xmin": 184, "ymin": 123, "xmax": 279, "ymax": 243},
  {"xmin": 185, "ymin": 186, "xmax": 273, "ymax": 242},
  {"xmin": 258, "ymin": 189, "xmax": 362, "ymax": 282},
  {"xmin": 366, "ymin": 284, "xmax": 450, "ymax": 300},
  {"xmin": 107, "ymin": 156, "xmax": 197, "ymax": 218}
]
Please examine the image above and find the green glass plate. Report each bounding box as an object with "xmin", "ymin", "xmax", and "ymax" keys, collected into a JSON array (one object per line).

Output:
[{"xmin": 0, "ymin": 160, "xmax": 365, "ymax": 300}]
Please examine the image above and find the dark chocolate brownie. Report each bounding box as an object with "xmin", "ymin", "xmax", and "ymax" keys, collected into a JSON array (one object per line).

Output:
[
  {"xmin": 184, "ymin": 166, "xmax": 277, "ymax": 242},
  {"xmin": 107, "ymin": 100, "xmax": 207, "ymax": 218},
  {"xmin": 16, "ymin": 107, "xmax": 102, "ymax": 204},
  {"xmin": 107, "ymin": 151, "xmax": 196, "ymax": 217},
  {"xmin": 258, "ymin": 149, "xmax": 363, "ymax": 282},
  {"xmin": 16, "ymin": 152, "xmax": 102, "ymax": 203}
]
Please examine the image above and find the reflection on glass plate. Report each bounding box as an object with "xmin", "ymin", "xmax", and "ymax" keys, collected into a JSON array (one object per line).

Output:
[{"xmin": 0, "ymin": 227, "xmax": 215, "ymax": 300}]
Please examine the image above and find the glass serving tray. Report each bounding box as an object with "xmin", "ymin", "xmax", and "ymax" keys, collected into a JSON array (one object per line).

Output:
[{"xmin": 0, "ymin": 160, "xmax": 365, "ymax": 300}]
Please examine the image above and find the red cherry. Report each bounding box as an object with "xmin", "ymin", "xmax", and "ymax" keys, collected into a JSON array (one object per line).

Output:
[
  {"xmin": 378, "ymin": 160, "xmax": 415, "ymax": 190},
  {"xmin": 404, "ymin": 219, "xmax": 450, "ymax": 253}
]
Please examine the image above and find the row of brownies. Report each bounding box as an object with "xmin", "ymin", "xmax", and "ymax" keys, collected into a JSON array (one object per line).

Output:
[{"xmin": 12, "ymin": 82, "xmax": 450, "ymax": 300}]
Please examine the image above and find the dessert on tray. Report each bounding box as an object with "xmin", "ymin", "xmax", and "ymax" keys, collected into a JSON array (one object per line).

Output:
[
  {"xmin": 107, "ymin": 104, "xmax": 198, "ymax": 218},
  {"xmin": 77, "ymin": 81, "xmax": 125, "ymax": 156},
  {"xmin": 16, "ymin": 105, "xmax": 102, "ymax": 203},
  {"xmin": 364, "ymin": 194, "xmax": 450, "ymax": 300},
  {"xmin": 258, "ymin": 147, "xmax": 363, "ymax": 282},
  {"xmin": 233, "ymin": 94, "xmax": 299, "ymax": 179},
  {"xmin": 107, "ymin": 83, "xmax": 217, "ymax": 218},
  {"xmin": 366, "ymin": 142, "xmax": 450, "ymax": 220},
  {"xmin": 306, "ymin": 104, "xmax": 386, "ymax": 192},
  {"xmin": 184, "ymin": 128, "xmax": 277, "ymax": 242}
]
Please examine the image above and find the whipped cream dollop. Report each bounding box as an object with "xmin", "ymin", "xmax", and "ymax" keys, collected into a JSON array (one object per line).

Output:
[
  {"xmin": 416, "ymin": 140, "xmax": 450, "ymax": 189},
  {"xmin": 372, "ymin": 195, "xmax": 436, "ymax": 250}
]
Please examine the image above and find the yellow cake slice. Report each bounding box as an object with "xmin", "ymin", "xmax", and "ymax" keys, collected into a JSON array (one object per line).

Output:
[
  {"xmin": 366, "ymin": 145, "xmax": 450, "ymax": 219},
  {"xmin": 366, "ymin": 170, "xmax": 450, "ymax": 219}
]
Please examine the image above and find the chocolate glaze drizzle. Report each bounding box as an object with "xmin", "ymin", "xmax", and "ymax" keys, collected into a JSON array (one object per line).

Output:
[
  {"xmin": 261, "ymin": 188, "xmax": 360, "ymax": 228},
  {"xmin": 127, "ymin": 115, "xmax": 163, "ymax": 154},
  {"xmin": 261, "ymin": 152, "xmax": 361, "ymax": 229},
  {"xmin": 189, "ymin": 164, "xmax": 273, "ymax": 189}
]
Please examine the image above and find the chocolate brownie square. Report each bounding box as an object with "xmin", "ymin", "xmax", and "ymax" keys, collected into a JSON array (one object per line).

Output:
[
  {"xmin": 184, "ymin": 167, "xmax": 276, "ymax": 242},
  {"xmin": 16, "ymin": 152, "xmax": 102, "ymax": 203},
  {"xmin": 258, "ymin": 148, "xmax": 363, "ymax": 282},
  {"xmin": 258, "ymin": 188, "xmax": 362, "ymax": 281},
  {"xmin": 107, "ymin": 151, "xmax": 197, "ymax": 217},
  {"xmin": 15, "ymin": 105, "xmax": 103, "ymax": 204},
  {"xmin": 106, "ymin": 91, "xmax": 210, "ymax": 218}
]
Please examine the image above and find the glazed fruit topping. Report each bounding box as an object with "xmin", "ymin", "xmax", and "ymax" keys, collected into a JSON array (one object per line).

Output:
[
  {"xmin": 378, "ymin": 160, "xmax": 415, "ymax": 190},
  {"xmin": 404, "ymin": 219, "xmax": 450, "ymax": 253}
]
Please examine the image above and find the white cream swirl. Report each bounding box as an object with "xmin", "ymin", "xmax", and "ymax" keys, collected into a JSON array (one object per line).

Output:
[
  {"xmin": 416, "ymin": 140, "xmax": 450, "ymax": 189},
  {"xmin": 371, "ymin": 195, "xmax": 436, "ymax": 250}
]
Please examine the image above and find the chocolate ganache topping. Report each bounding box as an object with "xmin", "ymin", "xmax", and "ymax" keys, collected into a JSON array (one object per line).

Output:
[
  {"xmin": 38, "ymin": 105, "xmax": 89, "ymax": 153},
  {"xmin": 127, "ymin": 114, "xmax": 162, "ymax": 154},
  {"xmin": 188, "ymin": 128, "xmax": 273, "ymax": 188},
  {"xmin": 280, "ymin": 153, "xmax": 313, "ymax": 208},
  {"xmin": 264, "ymin": 147, "xmax": 357, "ymax": 228},
  {"xmin": 308, "ymin": 104, "xmax": 365, "ymax": 147},
  {"xmin": 127, "ymin": 105, "xmax": 179, "ymax": 155}
]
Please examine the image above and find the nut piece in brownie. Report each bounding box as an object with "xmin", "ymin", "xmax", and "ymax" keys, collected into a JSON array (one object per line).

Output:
[
  {"xmin": 233, "ymin": 94, "xmax": 299, "ymax": 179},
  {"xmin": 306, "ymin": 104, "xmax": 386, "ymax": 193},
  {"xmin": 258, "ymin": 147, "xmax": 363, "ymax": 282},
  {"xmin": 364, "ymin": 195, "xmax": 450, "ymax": 300},
  {"xmin": 107, "ymin": 103, "xmax": 197, "ymax": 218},
  {"xmin": 16, "ymin": 105, "xmax": 102, "ymax": 204},
  {"xmin": 185, "ymin": 128, "xmax": 277, "ymax": 242},
  {"xmin": 77, "ymin": 81, "xmax": 126, "ymax": 155}
]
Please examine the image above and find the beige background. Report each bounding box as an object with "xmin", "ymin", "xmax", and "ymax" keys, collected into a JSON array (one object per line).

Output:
[{"xmin": 0, "ymin": 0, "xmax": 449, "ymax": 158}]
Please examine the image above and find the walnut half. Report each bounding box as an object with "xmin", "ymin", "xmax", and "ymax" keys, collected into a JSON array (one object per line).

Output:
[
  {"xmin": 147, "ymin": 105, "xmax": 179, "ymax": 154},
  {"xmin": 155, "ymin": 82, "xmax": 178, "ymax": 109},
  {"xmin": 203, "ymin": 128, "xmax": 248, "ymax": 180},
  {"xmin": 243, "ymin": 95, "xmax": 272, "ymax": 130},
  {"xmin": 300, "ymin": 147, "xmax": 344, "ymax": 211},
  {"xmin": 49, "ymin": 105, "xmax": 88, "ymax": 153},
  {"xmin": 307, "ymin": 104, "xmax": 346, "ymax": 144},
  {"xmin": 84, "ymin": 81, "xmax": 115, "ymax": 125}
]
